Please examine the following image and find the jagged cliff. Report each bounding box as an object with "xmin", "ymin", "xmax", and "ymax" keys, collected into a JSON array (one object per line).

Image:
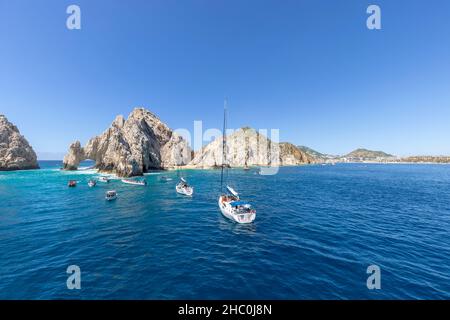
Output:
[
  {"xmin": 63, "ymin": 108, "xmax": 191, "ymax": 177},
  {"xmin": 279, "ymin": 142, "xmax": 315, "ymax": 165},
  {"xmin": 0, "ymin": 115, "xmax": 39, "ymax": 171},
  {"xmin": 188, "ymin": 127, "xmax": 314, "ymax": 168}
]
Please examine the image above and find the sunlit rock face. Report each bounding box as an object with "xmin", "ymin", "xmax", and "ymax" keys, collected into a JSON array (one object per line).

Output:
[
  {"xmin": 0, "ymin": 115, "xmax": 39, "ymax": 171},
  {"xmin": 188, "ymin": 127, "xmax": 315, "ymax": 168},
  {"xmin": 63, "ymin": 108, "xmax": 191, "ymax": 177}
]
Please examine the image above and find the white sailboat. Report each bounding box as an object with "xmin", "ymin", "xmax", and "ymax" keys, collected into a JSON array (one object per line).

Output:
[
  {"xmin": 176, "ymin": 177, "xmax": 194, "ymax": 196},
  {"xmin": 218, "ymin": 186, "xmax": 256, "ymax": 223},
  {"xmin": 218, "ymin": 100, "xmax": 256, "ymax": 223}
]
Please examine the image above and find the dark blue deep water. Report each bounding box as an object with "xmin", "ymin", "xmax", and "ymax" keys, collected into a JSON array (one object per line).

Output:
[{"xmin": 1, "ymin": 161, "xmax": 449, "ymax": 299}]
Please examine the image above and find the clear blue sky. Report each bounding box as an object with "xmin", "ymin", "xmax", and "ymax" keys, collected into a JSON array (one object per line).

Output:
[{"xmin": 1, "ymin": 0, "xmax": 450, "ymax": 159}]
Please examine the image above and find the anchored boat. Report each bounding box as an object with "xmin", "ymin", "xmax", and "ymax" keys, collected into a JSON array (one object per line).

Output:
[
  {"xmin": 121, "ymin": 178, "xmax": 147, "ymax": 186},
  {"xmin": 105, "ymin": 190, "xmax": 117, "ymax": 201},
  {"xmin": 159, "ymin": 176, "xmax": 173, "ymax": 182},
  {"xmin": 88, "ymin": 179, "xmax": 96, "ymax": 187},
  {"xmin": 218, "ymin": 186, "xmax": 256, "ymax": 224},
  {"xmin": 218, "ymin": 100, "xmax": 256, "ymax": 223},
  {"xmin": 176, "ymin": 177, "xmax": 194, "ymax": 196},
  {"xmin": 98, "ymin": 176, "xmax": 110, "ymax": 183},
  {"xmin": 68, "ymin": 180, "xmax": 77, "ymax": 187}
]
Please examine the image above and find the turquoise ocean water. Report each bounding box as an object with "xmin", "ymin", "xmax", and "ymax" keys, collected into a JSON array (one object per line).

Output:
[{"xmin": 0, "ymin": 161, "xmax": 449, "ymax": 299}]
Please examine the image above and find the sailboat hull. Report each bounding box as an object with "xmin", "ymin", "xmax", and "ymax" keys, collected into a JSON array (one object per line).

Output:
[
  {"xmin": 218, "ymin": 197, "xmax": 256, "ymax": 224},
  {"xmin": 176, "ymin": 184, "xmax": 194, "ymax": 196}
]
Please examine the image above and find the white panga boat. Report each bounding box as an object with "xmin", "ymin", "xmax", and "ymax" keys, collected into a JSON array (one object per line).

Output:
[
  {"xmin": 176, "ymin": 177, "xmax": 194, "ymax": 196},
  {"xmin": 219, "ymin": 186, "xmax": 256, "ymax": 224},
  {"xmin": 159, "ymin": 176, "xmax": 173, "ymax": 182},
  {"xmin": 121, "ymin": 178, "xmax": 147, "ymax": 186},
  {"xmin": 105, "ymin": 190, "xmax": 117, "ymax": 201},
  {"xmin": 258, "ymin": 166, "xmax": 271, "ymax": 175},
  {"xmin": 98, "ymin": 176, "xmax": 110, "ymax": 183},
  {"xmin": 218, "ymin": 100, "xmax": 256, "ymax": 223},
  {"xmin": 88, "ymin": 179, "xmax": 96, "ymax": 187}
]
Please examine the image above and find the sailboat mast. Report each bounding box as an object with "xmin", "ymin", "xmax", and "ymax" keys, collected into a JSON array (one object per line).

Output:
[{"xmin": 220, "ymin": 99, "xmax": 227, "ymax": 193}]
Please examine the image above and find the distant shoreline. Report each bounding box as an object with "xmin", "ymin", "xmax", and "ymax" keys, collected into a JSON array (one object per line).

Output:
[
  {"xmin": 333, "ymin": 161, "xmax": 450, "ymax": 165},
  {"xmin": 3, "ymin": 160, "xmax": 450, "ymax": 176},
  {"xmin": 34, "ymin": 159, "xmax": 450, "ymax": 166}
]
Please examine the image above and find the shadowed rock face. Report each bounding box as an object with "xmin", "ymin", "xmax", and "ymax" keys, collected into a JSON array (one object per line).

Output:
[
  {"xmin": 188, "ymin": 127, "xmax": 314, "ymax": 168},
  {"xmin": 63, "ymin": 108, "xmax": 191, "ymax": 177},
  {"xmin": 0, "ymin": 115, "xmax": 39, "ymax": 171},
  {"xmin": 279, "ymin": 142, "xmax": 315, "ymax": 165}
]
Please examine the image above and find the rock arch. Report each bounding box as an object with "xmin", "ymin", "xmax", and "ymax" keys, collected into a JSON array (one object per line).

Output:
[{"xmin": 62, "ymin": 108, "xmax": 191, "ymax": 177}]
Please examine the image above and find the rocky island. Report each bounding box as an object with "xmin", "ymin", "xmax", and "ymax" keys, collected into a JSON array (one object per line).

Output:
[
  {"xmin": 0, "ymin": 115, "xmax": 39, "ymax": 171},
  {"xmin": 63, "ymin": 111, "xmax": 315, "ymax": 177},
  {"xmin": 188, "ymin": 127, "xmax": 314, "ymax": 168},
  {"xmin": 63, "ymin": 108, "xmax": 192, "ymax": 177}
]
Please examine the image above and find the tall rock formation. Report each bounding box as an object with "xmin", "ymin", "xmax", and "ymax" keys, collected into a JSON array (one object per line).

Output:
[
  {"xmin": 0, "ymin": 115, "xmax": 39, "ymax": 171},
  {"xmin": 188, "ymin": 127, "xmax": 314, "ymax": 168},
  {"xmin": 63, "ymin": 108, "xmax": 191, "ymax": 177}
]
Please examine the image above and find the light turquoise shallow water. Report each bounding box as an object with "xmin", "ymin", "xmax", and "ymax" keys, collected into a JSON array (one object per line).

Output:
[{"xmin": 1, "ymin": 161, "xmax": 450, "ymax": 299}]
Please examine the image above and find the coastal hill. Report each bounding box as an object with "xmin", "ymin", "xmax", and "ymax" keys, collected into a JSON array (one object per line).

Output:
[
  {"xmin": 297, "ymin": 145, "xmax": 335, "ymax": 160},
  {"xmin": 0, "ymin": 115, "xmax": 39, "ymax": 171},
  {"xmin": 343, "ymin": 148, "xmax": 394, "ymax": 160},
  {"xmin": 188, "ymin": 127, "xmax": 314, "ymax": 168},
  {"xmin": 296, "ymin": 145, "xmax": 400, "ymax": 162},
  {"xmin": 63, "ymin": 108, "xmax": 191, "ymax": 177},
  {"xmin": 296, "ymin": 146, "xmax": 450, "ymax": 164}
]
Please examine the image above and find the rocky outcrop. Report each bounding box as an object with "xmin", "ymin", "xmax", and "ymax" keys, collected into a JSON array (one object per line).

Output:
[
  {"xmin": 63, "ymin": 141, "xmax": 84, "ymax": 170},
  {"xmin": 188, "ymin": 127, "xmax": 314, "ymax": 168},
  {"xmin": 279, "ymin": 142, "xmax": 315, "ymax": 165},
  {"xmin": 63, "ymin": 108, "xmax": 191, "ymax": 177},
  {"xmin": 0, "ymin": 115, "xmax": 39, "ymax": 171}
]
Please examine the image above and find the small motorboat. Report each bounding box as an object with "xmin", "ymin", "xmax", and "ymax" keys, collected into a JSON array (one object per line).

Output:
[
  {"xmin": 159, "ymin": 176, "xmax": 173, "ymax": 182},
  {"xmin": 88, "ymin": 179, "xmax": 96, "ymax": 187},
  {"xmin": 176, "ymin": 178, "xmax": 193, "ymax": 196},
  {"xmin": 78, "ymin": 166, "xmax": 95, "ymax": 171},
  {"xmin": 105, "ymin": 190, "xmax": 117, "ymax": 201},
  {"xmin": 258, "ymin": 167, "xmax": 274, "ymax": 175},
  {"xmin": 68, "ymin": 180, "xmax": 77, "ymax": 187},
  {"xmin": 121, "ymin": 178, "xmax": 147, "ymax": 186},
  {"xmin": 98, "ymin": 176, "xmax": 110, "ymax": 183}
]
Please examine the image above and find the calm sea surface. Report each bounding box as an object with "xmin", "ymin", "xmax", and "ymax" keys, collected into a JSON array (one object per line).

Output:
[{"xmin": 0, "ymin": 161, "xmax": 449, "ymax": 299}]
